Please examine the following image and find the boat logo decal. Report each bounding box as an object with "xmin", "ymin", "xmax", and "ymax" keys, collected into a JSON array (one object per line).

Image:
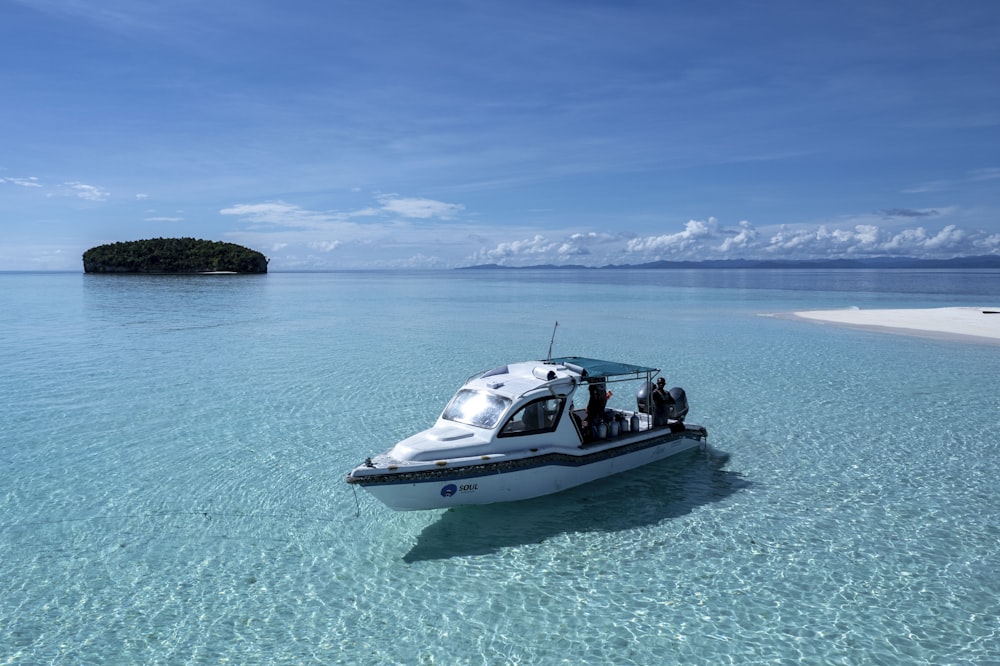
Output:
[{"xmin": 441, "ymin": 482, "xmax": 479, "ymax": 498}]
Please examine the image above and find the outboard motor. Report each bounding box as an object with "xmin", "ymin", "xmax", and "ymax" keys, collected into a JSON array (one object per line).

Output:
[
  {"xmin": 668, "ymin": 387, "xmax": 689, "ymax": 421},
  {"xmin": 636, "ymin": 380, "xmax": 653, "ymax": 414},
  {"xmin": 636, "ymin": 381, "xmax": 689, "ymax": 421}
]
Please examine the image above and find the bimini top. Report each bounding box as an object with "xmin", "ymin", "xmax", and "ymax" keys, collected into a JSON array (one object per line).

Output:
[{"xmin": 547, "ymin": 356, "xmax": 658, "ymax": 379}]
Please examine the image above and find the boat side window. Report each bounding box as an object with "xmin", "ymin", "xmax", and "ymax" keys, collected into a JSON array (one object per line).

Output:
[
  {"xmin": 441, "ymin": 389, "xmax": 511, "ymax": 429},
  {"xmin": 499, "ymin": 396, "xmax": 564, "ymax": 437}
]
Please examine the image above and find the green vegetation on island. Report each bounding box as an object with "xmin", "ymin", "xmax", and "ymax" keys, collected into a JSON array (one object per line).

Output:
[{"xmin": 83, "ymin": 238, "xmax": 268, "ymax": 274}]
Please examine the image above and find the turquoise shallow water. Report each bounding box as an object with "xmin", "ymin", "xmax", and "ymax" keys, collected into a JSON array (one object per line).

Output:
[{"xmin": 1, "ymin": 270, "xmax": 999, "ymax": 664}]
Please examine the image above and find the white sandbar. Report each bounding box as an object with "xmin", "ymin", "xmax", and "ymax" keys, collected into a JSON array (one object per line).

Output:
[{"xmin": 790, "ymin": 306, "xmax": 1000, "ymax": 344}]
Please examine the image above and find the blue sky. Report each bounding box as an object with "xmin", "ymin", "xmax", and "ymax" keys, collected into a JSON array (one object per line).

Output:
[{"xmin": 2, "ymin": 0, "xmax": 999, "ymax": 270}]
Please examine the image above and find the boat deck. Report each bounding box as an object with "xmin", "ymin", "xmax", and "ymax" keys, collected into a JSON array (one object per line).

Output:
[{"xmin": 574, "ymin": 407, "xmax": 684, "ymax": 447}]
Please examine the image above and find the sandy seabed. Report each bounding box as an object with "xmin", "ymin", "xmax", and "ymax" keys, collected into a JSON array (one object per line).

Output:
[{"xmin": 788, "ymin": 306, "xmax": 1000, "ymax": 344}]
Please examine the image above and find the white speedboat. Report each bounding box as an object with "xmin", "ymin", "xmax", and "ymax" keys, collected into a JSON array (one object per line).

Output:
[{"xmin": 346, "ymin": 356, "xmax": 708, "ymax": 511}]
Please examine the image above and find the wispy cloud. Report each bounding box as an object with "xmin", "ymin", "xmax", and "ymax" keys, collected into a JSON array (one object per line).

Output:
[
  {"xmin": 2, "ymin": 176, "xmax": 111, "ymax": 201},
  {"xmin": 902, "ymin": 180, "xmax": 951, "ymax": 194},
  {"xmin": 970, "ymin": 167, "xmax": 1000, "ymax": 182},
  {"xmin": 220, "ymin": 194, "xmax": 467, "ymax": 230},
  {"xmin": 904, "ymin": 167, "xmax": 1000, "ymax": 194},
  {"xmin": 10, "ymin": 0, "xmax": 229, "ymax": 45},
  {"xmin": 63, "ymin": 181, "xmax": 109, "ymax": 201},
  {"xmin": 376, "ymin": 195, "xmax": 465, "ymax": 219},
  {"xmin": 219, "ymin": 194, "xmax": 467, "ymax": 266},
  {"xmin": 0, "ymin": 176, "xmax": 42, "ymax": 188},
  {"xmin": 219, "ymin": 201, "xmax": 344, "ymax": 230},
  {"xmin": 309, "ymin": 240, "xmax": 342, "ymax": 253}
]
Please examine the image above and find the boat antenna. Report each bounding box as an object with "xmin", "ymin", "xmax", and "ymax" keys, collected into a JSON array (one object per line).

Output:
[{"xmin": 546, "ymin": 321, "xmax": 559, "ymax": 361}]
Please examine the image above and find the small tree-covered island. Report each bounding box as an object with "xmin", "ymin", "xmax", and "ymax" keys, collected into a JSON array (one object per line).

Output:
[{"xmin": 83, "ymin": 238, "xmax": 268, "ymax": 274}]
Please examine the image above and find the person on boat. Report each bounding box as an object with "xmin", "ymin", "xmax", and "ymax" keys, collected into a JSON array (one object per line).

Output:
[
  {"xmin": 651, "ymin": 377, "xmax": 675, "ymax": 427},
  {"xmin": 586, "ymin": 380, "xmax": 609, "ymax": 438}
]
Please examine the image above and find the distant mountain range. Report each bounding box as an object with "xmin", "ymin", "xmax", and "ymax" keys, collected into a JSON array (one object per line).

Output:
[{"xmin": 459, "ymin": 255, "xmax": 1000, "ymax": 270}]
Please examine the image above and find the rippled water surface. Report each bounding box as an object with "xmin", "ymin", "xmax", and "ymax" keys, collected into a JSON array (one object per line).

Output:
[{"xmin": 2, "ymin": 270, "xmax": 998, "ymax": 664}]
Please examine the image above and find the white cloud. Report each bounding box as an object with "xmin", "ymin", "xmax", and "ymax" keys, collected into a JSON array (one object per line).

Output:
[
  {"xmin": 973, "ymin": 233, "xmax": 1000, "ymax": 252},
  {"xmin": 474, "ymin": 234, "xmax": 559, "ymax": 263},
  {"xmin": 2, "ymin": 176, "xmax": 113, "ymax": 202},
  {"xmin": 219, "ymin": 194, "xmax": 472, "ymax": 269},
  {"xmin": 221, "ymin": 195, "xmax": 464, "ymax": 233},
  {"xmin": 0, "ymin": 176, "xmax": 42, "ymax": 188},
  {"xmin": 376, "ymin": 195, "xmax": 465, "ymax": 219},
  {"xmin": 387, "ymin": 253, "xmax": 448, "ymax": 269},
  {"xmin": 309, "ymin": 240, "xmax": 342, "ymax": 252},
  {"xmin": 625, "ymin": 218, "xmax": 718, "ymax": 254},
  {"xmin": 717, "ymin": 220, "xmax": 758, "ymax": 252},
  {"xmin": 473, "ymin": 218, "xmax": 1000, "ymax": 267},
  {"xmin": 220, "ymin": 201, "xmax": 303, "ymax": 220},
  {"xmin": 220, "ymin": 201, "xmax": 343, "ymax": 229},
  {"xmin": 63, "ymin": 181, "xmax": 110, "ymax": 201},
  {"xmin": 555, "ymin": 231, "xmax": 619, "ymax": 257},
  {"xmin": 220, "ymin": 189, "xmax": 1000, "ymax": 269},
  {"xmin": 144, "ymin": 216, "xmax": 184, "ymax": 222},
  {"xmin": 923, "ymin": 225, "xmax": 967, "ymax": 251},
  {"xmin": 472, "ymin": 231, "xmax": 627, "ymax": 265},
  {"xmin": 135, "ymin": 193, "xmax": 149, "ymax": 200},
  {"xmin": 762, "ymin": 222, "xmax": 991, "ymax": 258}
]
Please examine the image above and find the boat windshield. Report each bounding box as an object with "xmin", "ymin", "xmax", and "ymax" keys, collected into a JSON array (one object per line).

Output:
[{"xmin": 441, "ymin": 389, "xmax": 511, "ymax": 429}]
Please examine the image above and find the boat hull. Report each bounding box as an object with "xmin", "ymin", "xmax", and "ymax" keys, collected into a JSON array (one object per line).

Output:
[{"xmin": 350, "ymin": 428, "xmax": 706, "ymax": 511}]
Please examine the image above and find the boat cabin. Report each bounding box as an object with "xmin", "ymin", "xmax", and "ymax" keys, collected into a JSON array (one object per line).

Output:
[{"xmin": 387, "ymin": 356, "xmax": 686, "ymax": 464}]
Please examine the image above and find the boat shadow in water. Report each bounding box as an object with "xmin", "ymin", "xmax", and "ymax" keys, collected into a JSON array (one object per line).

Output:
[{"xmin": 402, "ymin": 445, "xmax": 749, "ymax": 563}]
